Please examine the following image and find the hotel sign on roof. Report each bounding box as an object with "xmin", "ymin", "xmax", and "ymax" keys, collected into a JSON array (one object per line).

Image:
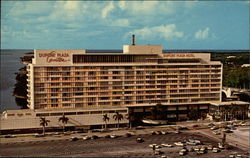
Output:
[
  {"xmin": 34, "ymin": 49, "xmax": 85, "ymax": 65},
  {"xmin": 163, "ymin": 54, "xmax": 195, "ymax": 57}
]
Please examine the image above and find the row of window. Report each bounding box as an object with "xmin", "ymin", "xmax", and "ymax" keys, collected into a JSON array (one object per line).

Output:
[
  {"xmin": 34, "ymin": 97, "xmax": 220, "ymax": 108},
  {"xmin": 35, "ymin": 109, "xmax": 127, "ymax": 117}
]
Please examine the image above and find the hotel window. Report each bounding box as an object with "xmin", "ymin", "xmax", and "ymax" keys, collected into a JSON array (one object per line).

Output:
[
  {"xmin": 75, "ymin": 82, "xmax": 84, "ymax": 86},
  {"xmin": 113, "ymin": 71, "xmax": 120, "ymax": 74},
  {"xmin": 62, "ymin": 98, "xmax": 70, "ymax": 101},
  {"xmin": 51, "ymin": 104, "xmax": 58, "ymax": 107},
  {"xmin": 51, "ymin": 88, "xmax": 60, "ymax": 92},
  {"xmin": 90, "ymin": 111, "xmax": 102, "ymax": 114},
  {"xmin": 75, "ymin": 92, "xmax": 83, "ymax": 96},
  {"xmin": 62, "ymin": 103, "xmax": 71, "ymax": 107},
  {"xmin": 62, "ymin": 77, "xmax": 70, "ymax": 81},
  {"xmin": 77, "ymin": 111, "xmax": 89, "ymax": 115},
  {"xmin": 51, "ymin": 93, "xmax": 58, "ymax": 97},
  {"xmin": 64, "ymin": 112, "xmax": 76, "ymax": 115},
  {"xmin": 62, "ymin": 67, "xmax": 70, "ymax": 71},
  {"xmin": 51, "ymin": 83, "xmax": 60, "ymax": 86},
  {"xmin": 50, "ymin": 113, "xmax": 63, "ymax": 116},
  {"xmin": 36, "ymin": 113, "xmax": 49, "ymax": 117},
  {"xmin": 62, "ymin": 93, "xmax": 71, "ymax": 97},
  {"xmin": 51, "ymin": 77, "xmax": 60, "ymax": 81}
]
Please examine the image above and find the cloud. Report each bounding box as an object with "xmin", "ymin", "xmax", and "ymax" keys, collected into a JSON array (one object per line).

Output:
[
  {"xmin": 118, "ymin": 1, "xmax": 175, "ymax": 15},
  {"xmin": 118, "ymin": 1, "xmax": 126, "ymax": 10},
  {"xmin": 111, "ymin": 19, "xmax": 130, "ymax": 27},
  {"xmin": 8, "ymin": 1, "xmax": 53, "ymax": 16},
  {"xmin": 194, "ymin": 27, "xmax": 210, "ymax": 39},
  {"xmin": 126, "ymin": 24, "xmax": 184, "ymax": 41},
  {"xmin": 102, "ymin": 2, "xmax": 114, "ymax": 18}
]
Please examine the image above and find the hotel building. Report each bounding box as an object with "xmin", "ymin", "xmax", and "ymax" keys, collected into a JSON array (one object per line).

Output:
[{"xmin": 25, "ymin": 43, "xmax": 222, "ymax": 121}]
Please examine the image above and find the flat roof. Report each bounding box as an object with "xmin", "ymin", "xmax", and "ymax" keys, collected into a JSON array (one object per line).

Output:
[{"xmin": 210, "ymin": 101, "xmax": 250, "ymax": 106}]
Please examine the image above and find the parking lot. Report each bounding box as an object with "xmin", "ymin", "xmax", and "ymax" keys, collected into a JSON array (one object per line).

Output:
[{"xmin": 0, "ymin": 130, "xmax": 247, "ymax": 158}]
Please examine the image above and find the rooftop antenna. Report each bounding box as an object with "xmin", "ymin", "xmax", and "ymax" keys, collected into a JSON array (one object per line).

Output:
[{"xmin": 132, "ymin": 34, "xmax": 135, "ymax": 45}]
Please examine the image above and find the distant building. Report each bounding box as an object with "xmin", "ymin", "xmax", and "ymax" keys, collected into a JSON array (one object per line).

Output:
[
  {"xmin": 241, "ymin": 64, "xmax": 250, "ymax": 67},
  {"xmin": 226, "ymin": 56, "xmax": 236, "ymax": 59}
]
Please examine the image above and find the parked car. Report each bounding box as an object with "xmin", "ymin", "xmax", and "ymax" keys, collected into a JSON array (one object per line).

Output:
[
  {"xmin": 194, "ymin": 148, "xmax": 200, "ymax": 152},
  {"xmin": 207, "ymin": 145, "xmax": 213, "ymax": 150},
  {"xmin": 156, "ymin": 131, "xmax": 162, "ymax": 135},
  {"xmin": 179, "ymin": 126, "xmax": 188, "ymax": 130},
  {"xmin": 218, "ymin": 143, "xmax": 224, "ymax": 149},
  {"xmin": 34, "ymin": 134, "xmax": 44, "ymax": 138},
  {"xmin": 136, "ymin": 137, "xmax": 144, "ymax": 143},
  {"xmin": 91, "ymin": 135, "xmax": 99, "ymax": 139},
  {"xmin": 83, "ymin": 136, "xmax": 91, "ymax": 140},
  {"xmin": 208, "ymin": 123, "xmax": 215, "ymax": 128},
  {"xmin": 161, "ymin": 144, "xmax": 173, "ymax": 148},
  {"xmin": 149, "ymin": 144, "xmax": 157, "ymax": 148},
  {"xmin": 211, "ymin": 126, "xmax": 219, "ymax": 130},
  {"xmin": 179, "ymin": 149, "xmax": 187, "ymax": 156},
  {"xmin": 155, "ymin": 145, "xmax": 162, "ymax": 149},
  {"xmin": 213, "ymin": 130, "xmax": 221, "ymax": 135},
  {"xmin": 187, "ymin": 139, "xmax": 201, "ymax": 145},
  {"xmin": 154, "ymin": 149, "xmax": 163, "ymax": 155},
  {"xmin": 70, "ymin": 137, "xmax": 79, "ymax": 141},
  {"xmin": 200, "ymin": 147, "xmax": 207, "ymax": 154},
  {"xmin": 104, "ymin": 134, "xmax": 111, "ymax": 138},
  {"xmin": 223, "ymin": 129, "xmax": 233, "ymax": 133},
  {"xmin": 235, "ymin": 155, "xmax": 242, "ymax": 158},
  {"xmin": 135, "ymin": 126, "xmax": 145, "ymax": 130},
  {"xmin": 161, "ymin": 131, "xmax": 168, "ymax": 135},
  {"xmin": 189, "ymin": 147, "xmax": 195, "ymax": 152},
  {"xmin": 110, "ymin": 134, "xmax": 118, "ymax": 139},
  {"xmin": 186, "ymin": 141, "xmax": 197, "ymax": 146},
  {"xmin": 212, "ymin": 147, "xmax": 220, "ymax": 153},
  {"xmin": 174, "ymin": 142, "xmax": 185, "ymax": 146},
  {"xmin": 151, "ymin": 131, "xmax": 157, "ymax": 135}
]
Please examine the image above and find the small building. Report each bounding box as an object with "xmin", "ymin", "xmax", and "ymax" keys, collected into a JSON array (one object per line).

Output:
[
  {"xmin": 209, "ymin": 101, "xmax": 250, "ymax": 121},
  {"xmin": 0, "ymin": 107, "xmax": 128, "ymax": 134}
]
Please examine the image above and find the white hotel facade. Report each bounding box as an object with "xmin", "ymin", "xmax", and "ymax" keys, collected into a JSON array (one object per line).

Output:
[{"xmin": 1, "ymin": 43, "xmax": 224, "ymax": 132}]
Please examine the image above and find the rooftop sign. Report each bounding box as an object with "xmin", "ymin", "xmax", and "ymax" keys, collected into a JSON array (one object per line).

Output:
[
  {"xmin": 34, "ymin": 49, "xmax": 85, "ymax": 65},
  {"xmin": 163, "ymin": 54, "xmax": 195, "ymax": 57}
]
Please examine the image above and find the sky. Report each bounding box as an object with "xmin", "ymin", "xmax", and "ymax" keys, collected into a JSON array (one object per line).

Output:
[{"xmin": 1, "ymin": 1, "xmax": 249, "ymax": 50}]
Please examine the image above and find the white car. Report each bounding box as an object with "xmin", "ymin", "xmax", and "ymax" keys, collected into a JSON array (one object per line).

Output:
[
  {"xmin": 110, "ymin": 134, "xmax": 118, "ymax": 139},
  {"xmin": 212, "ymin": 147, "xmax": 220, "ymax": 153},
  {"xmin": 161, "ymin": 144, "xmax": 173, "ymax": 147},
  {"xmin": 83, "ymin": 136, "xmax": 91, "ymax": 140},
  {"xmin": 149, "ymin": 144, "xmax": 157, "ymax": 148},
  {"xmin": 174, "ymin": 142, "xmax": 185, "ymax": 146}
]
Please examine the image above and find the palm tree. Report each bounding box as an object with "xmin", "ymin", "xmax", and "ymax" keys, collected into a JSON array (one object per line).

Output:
[
  {"xmin": 113, "ymin": 112, "xmax": 124, "ymax": 129},
  {"xmin": 40, "ymin": 117, "xmax": 50, "ymax": 135},
  {"xmin": 59, "ymin": 114, "xmax": 69, "ymax": 133},
  {"xmin": 102, "ymin": 114, "xmax": 110, "ymax": 130}
]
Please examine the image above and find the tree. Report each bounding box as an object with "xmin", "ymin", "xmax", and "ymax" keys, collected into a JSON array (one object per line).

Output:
[
  {"xmin": 59, "ymin": 114, "xmax": 69, "ymax": 133},
  {"xmin": 113, "ymin": 112, "xmax": 124, "ymax": 129},
  {"xmin": 102, "ymin": 114, "xmax": 110, "ymax": 130},
  {"xmin": 13, "ymin": 66, "xmax": 28, "ymax": 109},
  {"xmin": 40, "ymin": 117, "xmax": 50, "ymax": 135}
]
